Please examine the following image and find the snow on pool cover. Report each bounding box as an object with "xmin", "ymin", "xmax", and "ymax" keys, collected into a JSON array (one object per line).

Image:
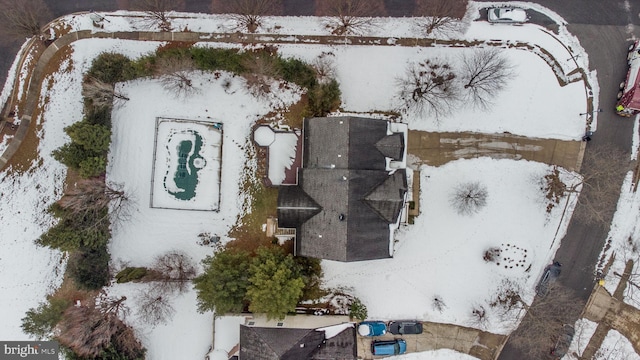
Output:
[{"xmin": 151, "ymin": 118, "xmax": 223, "ymax": 211}]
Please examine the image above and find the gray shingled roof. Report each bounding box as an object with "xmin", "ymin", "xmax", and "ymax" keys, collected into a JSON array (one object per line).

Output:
[
  {"xmin": 310, "ymin": 327, "xmax": 357, "ymax": 360},
  {"xmin": 240, "ymin": 325, "xmax": 356, "ymax": 360},
  {"xmin": 239, "ymin": 326, "xmax": 324, "ymax": 360},
  {"xmin": 375, "ymin": 132, "xmax": 405, "ymax": 161},
  {"xmin": 278, "ymin": 117, "xmax": 407, "ymax": 262},
  {"xmin": 364, "ymin": 170, "xmax": 408, "ymax": 223}
]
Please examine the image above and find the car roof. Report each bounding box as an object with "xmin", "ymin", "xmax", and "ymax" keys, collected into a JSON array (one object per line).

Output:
[{"xmin": 489, "ymin": 7, "xmax": 527, "ymax": 22}]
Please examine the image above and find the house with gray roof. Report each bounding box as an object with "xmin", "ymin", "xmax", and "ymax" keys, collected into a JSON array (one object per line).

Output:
[
  {"xmin": 239, "ymin": 323, "xmax": 356, "ymax": 360},
  {"xmin": 277, "ymin": 116, "xmax": 408, "ymax": 262}
]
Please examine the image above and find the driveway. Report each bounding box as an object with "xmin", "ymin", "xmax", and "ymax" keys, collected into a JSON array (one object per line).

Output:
[
  {"xmin": 408, "ymin": 131, "xmax": 585, "ymax": 172},
  {"xmin": 356, "ymin": 322, "xmax": 507, "ymax": 359}
]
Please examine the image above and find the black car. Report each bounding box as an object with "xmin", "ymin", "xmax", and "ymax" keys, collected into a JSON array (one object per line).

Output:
[
  {"xmin": 388, "ymin": 321, "xmax": 423, "ymax": 335},
  {"xmin": 550, "ymin": 324, "xmax": 575, "ymax": 358},
  {"xmin": 535, "ymin": 261, "xmax": 562, "ymax": 296}
]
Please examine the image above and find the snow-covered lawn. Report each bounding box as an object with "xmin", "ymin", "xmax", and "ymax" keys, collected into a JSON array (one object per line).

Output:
[
  {"xmin": 323, "ymin": 158, "xmax": 579, "ymax": 333},
  {"xmin": 0, "ymin": 4, "xmax": 609, "ymax": 360}
]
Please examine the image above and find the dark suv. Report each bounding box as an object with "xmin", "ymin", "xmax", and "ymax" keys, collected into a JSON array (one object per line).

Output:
[
  {"xmin": 388, "ymin": 321, "xmax": 423, "ymax": 335},
  {"xmin": 536, "ymin": 261, "xmax": 562, "ymax": 296}
]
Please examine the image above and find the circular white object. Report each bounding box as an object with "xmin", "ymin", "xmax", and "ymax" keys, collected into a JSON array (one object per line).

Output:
[
  {"xmin": 193, "ymin": 158, "xmax": 206, "ymax": 169},
  {"xmin": 357, "ymin": 324, "xmax": 370, "ymax": 336}
]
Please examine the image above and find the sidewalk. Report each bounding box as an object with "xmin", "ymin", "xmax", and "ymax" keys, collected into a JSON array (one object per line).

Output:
[{"xmin": 581, "ymin": 260, "xmax": 640, "ymax": 358}]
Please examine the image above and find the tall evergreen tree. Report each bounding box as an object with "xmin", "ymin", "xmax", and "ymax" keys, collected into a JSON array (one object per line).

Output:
[
  {"xmin": 193, "ymin": 250, "xmax": 251, "ymax": 314},
  {"xmin": 246, "ymin": 247, "xmax": 304, "ymax": 319}
]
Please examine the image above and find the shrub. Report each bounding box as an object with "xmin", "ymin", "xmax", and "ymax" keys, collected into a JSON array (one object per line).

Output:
[
  {"xmin": 21, "ymin": 297, "xmax": 71, "ymax": 339},
  {"xmin": 190, "ymin": 47, "xmax": 247, "ymax": 73},
  {"xmin": 246, "ymin": 246, "xmax": 305, "ymax": 319},
  {"xmin": 349, "ymin": 297, "xmax": 367, "ymax": 321},
  {"xmin": 483, "ymin": 247, "xmax": 501, "ymax": 262},
  {"xmin": 115, "ymin": 267, "xmax": 148, "ymax": 283},
  {"xmin": 306, "ymin": 79, "xmax": 341, "ymax": 117},
  {"xmin": 52, "ymin": 143, "xmax": 97, "ymax": 170},
  {"xmin": 37, "ymin": 222, "xmax": 86, "ymax": 251},
  {"xmin": 79, "ymin": 156, "xmax": 107, "ymax": 178},
  {"xmin": 67, "ymin": 246, "xmax": 110, "ymax": 290},
  {"xmin": 83, "ymin": 104, "xmax": 113, "ymax": 128},
  {"xmin": 194, "ymin": 249, "xmax": 252, "ymax": 314},
  {"xmin": 279, "ymin": 58, "xmax": 317, "ymax": 89},
  {"xmin": 65, "ymin": 122, "xmax": 111, "ymax": 153},
  {"xmin": 130, "ymin": 53, "xmax": 157, "ymax": 78},
  {"xmin": 87, "ymin": 52, "xmax": 137, "ymax": 84},
  {"xmin": 37, "ymin": 205, "xmax": 109, "ymax": 251},
  {"xmin": 293, "ymin": 256, "xmax": 325, "ymax": 301}
]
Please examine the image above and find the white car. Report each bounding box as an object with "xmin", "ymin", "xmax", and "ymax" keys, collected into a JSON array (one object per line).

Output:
[{"xmin": 487, "ymin": 7, "xmax": 528, "ymax": 24}]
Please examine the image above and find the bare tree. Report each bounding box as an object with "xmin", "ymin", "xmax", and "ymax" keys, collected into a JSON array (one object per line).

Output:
[
  {"xmin": 506, "ymin": 283, "xmax": 584, "ymax": 358},
  {"xmin": 211, "ymin": 0, "xmax": 282, "ymax": 32},
  {"xmin": 460, "ymin": 48, "xmax": 513, "ymax": 109},
  {"xmin": 397, "ymin": 59, "xmax": 459, "ymax": 119},
  {"xmin": 0, "ymin": 0, "xmax": 52, "ymax": 43},
  {"xmin": 449, "ymin": 182, "xmax": 488, "ymax": 216},
  {"xmin": 152, "ymin": 251, "xmax": 197, "ymax": 293},
  {"xmin": 132, "ymin": 0, "xmax": 185, "ymax": 31},
  {"xmin": 432, "ymin": 296, "xmax": 447, "ymax": 313},
  {"xmin": 82, "ymin": 78, "xmax": 130, "ymax": 109},
  {"xmin": 155, "ymin": 56, "xmax": 198, "ymax": 96},
  {"xmin": 413, "ymin": 0, "xmax": 467, "ymax": 37},
  {"xmin": 575, "ymin": 146, "xmax": 631, "ymax": 225},
  {"xmin": 469, "ymin": 304, "xmax": 489, "ymax": 329},
  {"xmin": 542, "ymin": 147, "xmax": 630, "ymax": 225},
  {"xmin": 241, "ymin": 51, "xmax": 281, "ymax": 97},
  {"xmin": 315, "ymin": 0, "xmax": 385, "ymax": 35},
  {"xmin": 483, "ymin": 247, "xmax": 501, "ymax": 263},
  {"xmin": 57, "ymin": 178, "xmax": 130, "ymax": 225},
  {"xmin": 489, "ymin": 278, "xmax": 524, "ymax": 315},
  {"xmin": 136, "ymin": 286, "xmax": 176, "ymax": 326},
  {"xmin": 56, "ymin": 295, "xmax": 136, "ymax": 358},
  {"xmin": 541, "ymin": 165, "xmax": 567, "ymax": 213},
  {"xmin": 313, "ymin": 54, "xmax": 337, "ymax": 85}
]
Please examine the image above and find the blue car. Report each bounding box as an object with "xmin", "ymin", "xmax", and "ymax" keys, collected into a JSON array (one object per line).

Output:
[
  {"xmin": 371, "ymin": 339, "xmax": 407, "ymax": 356},
  {"xmin": 357, "ymin": 321, "xmax": 387, "ymax": 336}
]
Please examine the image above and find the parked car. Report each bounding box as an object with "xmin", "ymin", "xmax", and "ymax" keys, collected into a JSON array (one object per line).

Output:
[
  {"xmin": 371, "ymin": 339, "xmax": 407, "ymax": 356},
  {"xmin": 487, "ymin": 7, "xmax": 528, "ymax": 24},
  {"xmin": 357, "ymin": 321, "xmax": 387, "ymax": 337},
  {"xmin": 550, "ymin": 324, "xmax": 575, "ymax": 358},
  {"xmin": 388, "ymin": 321, "xmax": 423, "ymax": 335},
  {"xmin": 535, "ymin": 261, "xmax": 562, "ymax": 296}
]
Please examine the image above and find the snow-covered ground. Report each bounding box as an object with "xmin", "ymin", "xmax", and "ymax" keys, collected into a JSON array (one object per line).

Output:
[
  {"xmin": 0, "ymin": 3, "xmax": 623, "ymax": 360},
  {"xmin": 323, "ymin": 158, "xmax": 579, "ymax": 334},
  {"xmin": 599, "ymin": 170, "xmax": 640, "ymax": 308}
]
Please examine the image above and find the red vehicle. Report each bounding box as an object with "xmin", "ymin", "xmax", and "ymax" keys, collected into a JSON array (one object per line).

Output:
[{"xmin": 616, "ymin": 40, "xmax": 640, "ymax": 117}]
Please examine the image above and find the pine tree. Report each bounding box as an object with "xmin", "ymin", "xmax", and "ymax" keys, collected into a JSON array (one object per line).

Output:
[
  {"xmin": 246, "ymin": 247, "xmax": 304, "ymax": 319},
  {"xmin": 193, "ymin": 250, "xmax": 251, "ymax": 314},
  {"xmin": 21, "ymin": 298, "xmax": 71, "ymax": 339},
  {"xmin": 65, "ymin": 122, "xmax": 111, "ymax": 153}
]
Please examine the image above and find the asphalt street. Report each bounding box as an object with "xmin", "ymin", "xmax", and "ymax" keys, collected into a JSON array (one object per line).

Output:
[{"xmin": 487, "ymin": 1, "xmax": 640, "ymax": 359}]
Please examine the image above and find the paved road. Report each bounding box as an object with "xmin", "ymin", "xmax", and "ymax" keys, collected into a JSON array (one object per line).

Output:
[{"xmin": 490, "ymin": 1, "xmax": 640, "ymax": 359}]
